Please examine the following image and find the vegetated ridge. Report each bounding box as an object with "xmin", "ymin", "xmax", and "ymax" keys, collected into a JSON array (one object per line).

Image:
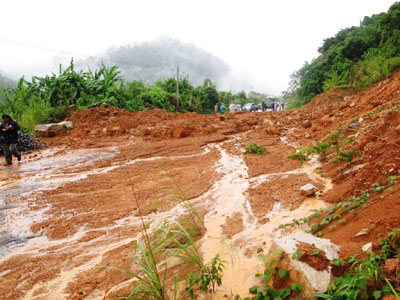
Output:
[{"xmin": 285, "ymin": 2, "xmax": 400, "ymax": 108}]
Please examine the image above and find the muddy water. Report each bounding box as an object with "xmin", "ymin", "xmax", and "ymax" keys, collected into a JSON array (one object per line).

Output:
[
  {"xmin": 0, "ymin": 147, "xmax": 117, "ymax": 257},
  {"xmin": 200, "ymin": 141, "xmax": 331, "ymax": 299},
  {"xmin": 0, "ymin": 134, "xmax": 333, "ymax": 299}
]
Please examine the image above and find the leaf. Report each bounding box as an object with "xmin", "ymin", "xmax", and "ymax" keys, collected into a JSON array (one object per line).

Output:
[
  {"xmin": 278, "ymin": 269, "xmax": 288, "ymax": 279},
  {"xmin": 311, "ymin": 249, "xmax": 320, "ymax": 255},
  {"xmin": 263, "ymin": 270, "xmax": 272, "ymax": 283},
  {"xmin": 313, "ymin": 293, "xmax": 332, "ymax": 299},
  {"xmin": 269, "ymin": 259, "xmax": 276, "ymax": 268},
  {"xmin": 292, "ymin": 251, "xmax": 303, "ymax": 260},
  {"xmin": 372, "ymin": 290, "xmax": 382, "ymax": 299}
]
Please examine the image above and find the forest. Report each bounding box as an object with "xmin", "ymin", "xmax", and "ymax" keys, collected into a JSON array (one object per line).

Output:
[{"xmin": 285, "ymin": 2, "xmax": 400, "ymax": 108}]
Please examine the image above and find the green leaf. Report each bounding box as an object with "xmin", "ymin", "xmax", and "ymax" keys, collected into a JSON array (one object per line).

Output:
[
  {"xmin": 292, "ymin": 251, "xmax": 303, "ymax": 260},
  {"xmin": 269, "ymin": 259, "xmax": 276, "ymax": 268},
  {"xmin": 278, "ymin": 269, "xmax": 288, "ymax": 279},
  {"xmin": 311, "ymin": 249, "xmax": 320, "ymax": 255},
  {"xmin": 313, "ymin": 293, "xmax": 332, "ymax": 298},
  {"xmin": 372, "ymin": 290, "xmax": 382, "ymax": 299}
]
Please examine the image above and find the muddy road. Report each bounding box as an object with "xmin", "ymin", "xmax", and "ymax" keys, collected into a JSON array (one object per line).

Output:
[
  {"xmin": 0, "ymin": 111, "xmax": 333, "ymax": 300},
  {"xmin": 2, "ymin": 71, "xmax": 400, "ymax": 300}
]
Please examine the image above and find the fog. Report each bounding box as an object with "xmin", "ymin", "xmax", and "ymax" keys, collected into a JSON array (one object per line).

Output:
[{"xmin": 0, "ymin": 0, "xmax": 396, "ymax": 94}]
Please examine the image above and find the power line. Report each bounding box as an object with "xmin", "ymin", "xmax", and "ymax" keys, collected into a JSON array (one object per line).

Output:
[{"xmin": 0, "ymin": 38, "xmax": 145, "ymax": 68}]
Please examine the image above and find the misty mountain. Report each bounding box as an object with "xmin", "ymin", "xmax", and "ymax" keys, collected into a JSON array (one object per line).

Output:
[
  {"xmin": 0, "ymin": 72, "xmax": 17, "ymax": 101},
  {"xmin": 0, "ymin": 72, "xmax": 16, "ymax": 88},
  {"xmin": 78, "ymin": 38, "xmax": 230, "ymax": 86}
]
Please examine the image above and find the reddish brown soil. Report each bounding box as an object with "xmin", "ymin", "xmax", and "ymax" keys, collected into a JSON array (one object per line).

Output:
[
  {"xmin": 296, "ymin": 242, "xmax": 330, "ymax": 271},
  {"xmin": 1, "ymin": 70, "xmax": 400, "ymax": 299},
  {"xmin": 222, "ymin": 212, "xmax": 244, "ymax": 239}
]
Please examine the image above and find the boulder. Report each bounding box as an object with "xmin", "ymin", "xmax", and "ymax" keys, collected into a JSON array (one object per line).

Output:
[
  {"xmin": 34, "ymin": 121, "xmax": 73, "ymax": 137},
  {"xmin": 263, "ymin": 232, "xmax": 340, "ymax": 299},
  {"xmin": 300, "ymin": 184, "xmax": 318, "ymax": 196}
]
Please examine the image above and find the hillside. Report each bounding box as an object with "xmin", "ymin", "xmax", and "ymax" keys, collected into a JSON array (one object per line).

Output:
[
  {"xmin": 78, "ymin": 37, "xmax": 230, "ymax": 86},
  {"xmin": 286, "ymin": 2, "xmax": 400, "ymax": 108}
]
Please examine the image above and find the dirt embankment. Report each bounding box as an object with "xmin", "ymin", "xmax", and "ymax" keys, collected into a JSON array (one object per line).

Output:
[{"xmin": 1, "ymin": 70, "xmax": 400, "ymax": 299}]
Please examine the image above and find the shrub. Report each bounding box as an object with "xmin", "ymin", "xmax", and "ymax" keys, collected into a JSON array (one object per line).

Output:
[{"xmin": 244, "ymin": 143, "xmax": 268, "ymax": 155}]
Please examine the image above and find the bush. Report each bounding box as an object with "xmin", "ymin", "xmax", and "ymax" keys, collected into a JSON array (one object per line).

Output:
[{"xmin": 244, "ymin": 143, "xmax": 268, "ymax": 155}]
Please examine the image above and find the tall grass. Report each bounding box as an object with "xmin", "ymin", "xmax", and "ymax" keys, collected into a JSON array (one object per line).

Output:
[{"xmin": 105, "ymin": 170, "xmax": 223, "ymax": 299}]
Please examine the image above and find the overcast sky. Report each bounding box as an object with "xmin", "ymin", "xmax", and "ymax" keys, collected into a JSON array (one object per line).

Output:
[{"xmin": 0, "ymin": 0, "xmax": 396, "ymax": 94}]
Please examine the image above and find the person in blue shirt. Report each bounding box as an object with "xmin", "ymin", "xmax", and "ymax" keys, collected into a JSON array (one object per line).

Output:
[{"xmin": 219, "ymin": 103, "xmax": 226, "ymax": 114}]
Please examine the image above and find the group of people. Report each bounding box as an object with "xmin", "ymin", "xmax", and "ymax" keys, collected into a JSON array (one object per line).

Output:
[
  {"xmin": 214, "ymin": 103, "xmax": 226, "ymax": 114},
  {"xmin": 273, "ymin": 101, "xmax": 285, "ymax": 111},
  {"xmin": 1, "ymin": 114, "xmax": 21, "ymax": 166},
  {"xmin": 261, "ymin": 101, "xmax": 285, "ymax": 112}
]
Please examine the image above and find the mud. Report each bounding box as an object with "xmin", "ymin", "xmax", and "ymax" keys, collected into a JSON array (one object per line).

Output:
[{"xmin": 1, "ymin": 70, "xmax": 400, "ymax": 299}]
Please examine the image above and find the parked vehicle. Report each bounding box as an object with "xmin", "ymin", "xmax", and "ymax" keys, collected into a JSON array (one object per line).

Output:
[{"xmin": 243, "ymin": 103, "xmax": 257, "ymax": 112}]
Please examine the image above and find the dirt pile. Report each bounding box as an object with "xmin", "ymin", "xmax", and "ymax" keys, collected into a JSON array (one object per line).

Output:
[
  {"xmin": 306, "ymin": 86, "xmax": 357, "ymax": 108},
  {"xmin": 64, "ymin": 107, "xmax": 265, "ymax": 143}
]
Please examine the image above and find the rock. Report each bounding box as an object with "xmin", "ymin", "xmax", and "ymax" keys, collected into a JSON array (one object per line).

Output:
[
  {"xmin": 362, "ymin": 242, "xmax": 373, "ymax": 253},
  {"xmin": 110, "ymin": 126, "xmax": 122, "ymax": 135},
  {"xmin": 69, "ymin": 104, "xmax": 77, "ymax": 112},
  {"xmin": 302, "ymin": 120, "xmax": 312, "ymax": 128},
  {"xmin": 396, "ymin": 125, "xmax": 400, "ymax": 135},
  {"xmin": 263, "ymin": 232, "xmax": 340, "ymax": 299},
  {"xmin": 34, "ymin": 121, "xmax": 73, "ymax": 137},
  {"xmin": 265, "ymin": 125, "xmax": 280, "ymax": 135},
  {"xmin": 263, "ymin": 118, "xmax": 273, "ymax": 126},
  {"xmin": 348, "ymin": 122, "xmax": 360, "ymax": 130},
  {"xmin": 355, "ymin": 228, "xmax": 369, "ymax": 237},
  {"xmin": 173, "ymin": 127, "xmax": 191, "ymax": 139},
  {"xmin": 300, "ymin": 184, "xmax": 318, "ymax": 196}
]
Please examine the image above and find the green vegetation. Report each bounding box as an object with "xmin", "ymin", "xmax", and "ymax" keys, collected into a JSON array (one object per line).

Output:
[
  {"xmin": 0, "ymin": 60, "xmax": 267, "ymax": 134},
  {"xmin": 244, "ymin": 143, "xmax": 268, "ymax": 155},
  {"xmin": 333, "ymin": 148, "xmax": 361, "ymax": 163},
  {"xmin": 314, "ymin": 229, "xmax": 400, "ymax": 300},
  {"xmin": 243, "ymin": 257, "xmax": 304, "ymax": 300},
  {"xmin": 285, "ymin": 3, "xmax": 400, "ymax": 108},
  {"xmin": 288, "ymin": 125, "xmax": 361, "ymax": 163},
  {"xmin": 185, "ymin": 254, "xmax": 225, "ymax": 297},
  {"xmin": 280, "ymin": 168, "xmax": 399, "ymax": 235},
  {"xmin": 106, "ymin": 175, "xmax": 225, "ymax": 299}
]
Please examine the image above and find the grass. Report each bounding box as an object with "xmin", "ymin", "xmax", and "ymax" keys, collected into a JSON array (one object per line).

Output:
[
  {"xmin": 313, "ymin": 229, "xmax": 400, "ymax": 300},
  {"xmin": 244, "ymin": 143, "xmax": 268, "ymax": 155},
  {"xmin": 104, "ymin": 171, "xmax": 225, "ymax": 299}
]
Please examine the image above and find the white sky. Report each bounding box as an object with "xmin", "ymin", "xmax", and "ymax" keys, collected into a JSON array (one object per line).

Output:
[{"xmin": 0, "ymin": 0, "xmax": 396, "ymax": 94}]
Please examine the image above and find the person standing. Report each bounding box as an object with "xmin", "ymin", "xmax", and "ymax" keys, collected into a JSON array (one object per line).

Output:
[
  {"xmin": 214, "ymin": 103, "xmax": 219, "ymax": 113},
  {"xmin": 219, "ymin": 103, "xmax": 226, "ymax": 114},
  {"xmin": 1, "ymin": 114, "xmax": 21, "ymax": 166}
]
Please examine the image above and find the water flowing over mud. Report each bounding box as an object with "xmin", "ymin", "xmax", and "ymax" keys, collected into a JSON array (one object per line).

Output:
[
  {"xmin": 3, "ymin": 70, "xmax": 400, "ymax": 299},
  {"xmin": 0, "ymin": 128, "xmax": 331, "ymax": 299}
]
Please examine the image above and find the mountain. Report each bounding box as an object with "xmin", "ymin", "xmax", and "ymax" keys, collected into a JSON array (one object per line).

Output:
[{"xmin": 78, "ymin": 37, "xmax": 230, "ymax": 86}]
